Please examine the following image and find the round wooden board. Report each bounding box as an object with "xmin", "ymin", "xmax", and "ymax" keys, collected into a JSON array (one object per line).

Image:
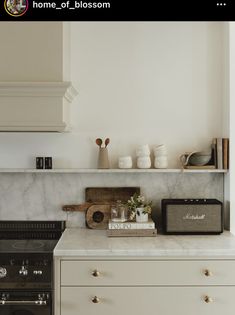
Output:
[{"xmin": 86, "ymin": 204, "xmax": 111, "ymax": 229}]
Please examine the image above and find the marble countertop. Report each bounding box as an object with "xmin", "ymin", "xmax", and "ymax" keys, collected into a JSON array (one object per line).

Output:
[{"xmin": 54, "ymin": 228, "xmax": 235, "ymax": 258}]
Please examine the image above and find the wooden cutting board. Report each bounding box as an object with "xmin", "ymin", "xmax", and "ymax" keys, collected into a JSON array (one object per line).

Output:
[
  {"xmin": 85, "ymin": 187, "xmax": 140, "ymax": 203},
  {"xmin": 62, "ymin": 187, "xmax": 141, "ymax": 229},
  {"xmin": 85, "ymin": 187, "xmax": 140, "ymax": 229},
  {"xmin": 86, "ymin": 204, "xmax": 111, "ymax": 229}
]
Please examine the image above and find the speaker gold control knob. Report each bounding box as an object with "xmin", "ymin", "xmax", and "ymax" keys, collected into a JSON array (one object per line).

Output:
[
  {"xmin": 204, "ymin": 269, "xmax": 213, "ymax": 277},
  {"xmin": 92, "ymin": 270, "xmax": 100, "ymax": 277},
  {"xmin": 92, "ymin": 296, "xmax": 100, "ymax": 303},
  {"xmin": 204, "ymin": 296, "xmax": 213, "ymax": 303}
]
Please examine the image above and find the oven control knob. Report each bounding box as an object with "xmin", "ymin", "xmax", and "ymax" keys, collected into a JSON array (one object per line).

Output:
[
  {"xmin": 0, "ymin": 267, "xmax": 7, "ymax": 278},
  {"xmin": 19, "ymin": 266, "xmax": 28, "ymax": 276},
  {"xmin": 33, "ymin": 270, "xmax": 43, "ymax": 275}
]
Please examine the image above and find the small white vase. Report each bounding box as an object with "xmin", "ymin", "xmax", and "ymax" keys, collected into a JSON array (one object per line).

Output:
[{"xmin": 136, "ymin": 207, "xmax": 148, "ymax": 223}]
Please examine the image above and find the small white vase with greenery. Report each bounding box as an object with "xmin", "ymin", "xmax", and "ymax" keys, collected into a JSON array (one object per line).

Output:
[{"xmin": 127, "ymin": 193, "xmax": 152, "ymax": 223}]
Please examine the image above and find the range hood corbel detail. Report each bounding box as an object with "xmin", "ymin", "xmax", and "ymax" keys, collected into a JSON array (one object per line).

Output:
[{"xmin": 0, "ymin": 82, "xmax": 78, "ymax": 132}]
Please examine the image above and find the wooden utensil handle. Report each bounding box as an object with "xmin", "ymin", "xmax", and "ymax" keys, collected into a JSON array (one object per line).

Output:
[
  {"xmin": 62, "ymin": 203, "xmax": 94, "ymax": 212},
  {"xmin": 62, "ymin": 202, "xmax": 112, "ymax": 212}
]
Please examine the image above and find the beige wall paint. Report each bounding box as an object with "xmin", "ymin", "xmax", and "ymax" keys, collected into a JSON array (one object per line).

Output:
[{"xmin": 0, "ymin": 22, "xmax": 63, "ymax": 81}]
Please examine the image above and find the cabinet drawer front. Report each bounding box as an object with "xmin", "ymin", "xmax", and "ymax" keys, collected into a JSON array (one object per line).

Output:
[
  {"xmin": 61, "ymin": 260, "xmax": 235, "ymax": 286},
  {"xmin": 61, "ymin": 287, "xmax": 235, "ymax": 315}
]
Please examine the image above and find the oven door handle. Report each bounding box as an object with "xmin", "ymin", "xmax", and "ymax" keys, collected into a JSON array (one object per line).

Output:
[{"xmin": 0, "ymin": 300, "xmax": 47, "ymax": 306}]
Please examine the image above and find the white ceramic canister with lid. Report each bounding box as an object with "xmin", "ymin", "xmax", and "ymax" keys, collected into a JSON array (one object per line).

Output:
[
  {"xmin": 153, "ymin": 144, "xmax": 167, "ymax": 157},
  {"xmin": 136, "ymin": 144, "xmax": 150, "ymax": 157},
  {"xmin": 137, "ymin": 156, "xmax": 151, "ymax": 169},
  {"xmin": 154, "ymin": 156, "xmax": 168, "ymax": 168},
  {"xmin": 118, "ymin": 156, "xmax": 133, "ymax": 169}
]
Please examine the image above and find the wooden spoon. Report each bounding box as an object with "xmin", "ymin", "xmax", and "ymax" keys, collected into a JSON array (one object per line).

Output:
[
  {"xmin": 105, "ymin": 138, "xmax": 110, "ymax": 147},
  {"xmin": 96, "ymin": 138, "xmax": 102, "ymax": 147}
]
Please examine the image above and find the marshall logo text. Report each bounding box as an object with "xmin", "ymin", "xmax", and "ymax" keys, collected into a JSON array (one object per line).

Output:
[{"xmin": 183, "ymin": 213, "xmax": 206, "ymax": 220}]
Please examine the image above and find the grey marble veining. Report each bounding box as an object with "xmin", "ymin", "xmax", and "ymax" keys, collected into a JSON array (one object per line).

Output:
[
  {"xmin": 54, "ymin": 228, "xmax": 235, "ymax": 257},
  {"xmin": 0, "ymin": 173, "xmax": 223, "ymax": 228}
]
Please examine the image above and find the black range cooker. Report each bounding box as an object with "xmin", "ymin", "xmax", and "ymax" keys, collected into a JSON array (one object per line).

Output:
[{"xmin": 0, "ymin": 221, "xmax": 65, "ymax": 315}]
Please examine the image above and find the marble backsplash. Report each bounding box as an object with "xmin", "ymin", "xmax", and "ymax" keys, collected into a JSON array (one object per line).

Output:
[{"xmin": 0, "ymin": 172, "xmax": 224, "ymax": 230}]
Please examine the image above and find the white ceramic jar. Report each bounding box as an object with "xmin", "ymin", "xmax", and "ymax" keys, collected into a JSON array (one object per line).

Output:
[
  {"xmin": 118, "ymin": 156, "xmax": 133, "ymax": 169},
  {"xmin": 136, "ymin": 144, "xmax": 150, "ymax": 157},
  {"xmin": 137, "ymin": 156, "xmax": 151, "ymax": 169},
  {"xmin": 154, "ymin": 156, "xmax": 168, "ymax": 169},
  {"xmin": 153, "ymin": 144, "xmax": 167, "ymax": 157}
]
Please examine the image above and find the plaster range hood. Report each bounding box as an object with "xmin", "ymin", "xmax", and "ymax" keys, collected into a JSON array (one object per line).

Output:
[{"xmin": 0, "ymin": 82, "xmax": 78, "ymax": 132}]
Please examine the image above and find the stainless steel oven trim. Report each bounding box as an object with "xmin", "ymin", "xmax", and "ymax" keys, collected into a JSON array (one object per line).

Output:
[{"xmin": 0, "ymin": 300, "xmax": 47, "ymax": 305}]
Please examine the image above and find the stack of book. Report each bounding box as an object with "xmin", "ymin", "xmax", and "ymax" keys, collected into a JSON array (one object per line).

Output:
[
  {"xmin": 107, "ymin": 219, "xmax": 157, "ymax": 237},
  {"xmin": 213, "ymin": 138, "xmax": 229, "ymax": 170}
]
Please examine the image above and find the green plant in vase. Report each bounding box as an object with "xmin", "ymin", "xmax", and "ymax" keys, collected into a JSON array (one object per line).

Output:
[{"xmin": 127, "ymin": 193, "xmax": 152, "ymax": 222}]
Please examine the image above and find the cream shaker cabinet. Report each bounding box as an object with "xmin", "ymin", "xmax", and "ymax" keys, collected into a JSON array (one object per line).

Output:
[
  {"xmin": 60, "ymin": 286, "xmax": 235, "ymax": 315},
  {"xmin": 57, "ymin": 259, "xmax": 235, "ymax": 315}
]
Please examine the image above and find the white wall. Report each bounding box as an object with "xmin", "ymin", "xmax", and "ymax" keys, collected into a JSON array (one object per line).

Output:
[
  {"xmin": 0, "ymin": 22, "xmax": 224, "ymax": 169},
  {"xmin": 222, "ymin": 23, "xmax": 230, "ymax": 230},
  {"xmin": 229, "ymin": 22, "xmax": 235, "ymax": 234}
]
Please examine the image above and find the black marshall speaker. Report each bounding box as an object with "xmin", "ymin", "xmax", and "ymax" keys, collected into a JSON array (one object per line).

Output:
[{"xmin": 162, "ymin": 199, "xmax": 223, "ymax": 234}]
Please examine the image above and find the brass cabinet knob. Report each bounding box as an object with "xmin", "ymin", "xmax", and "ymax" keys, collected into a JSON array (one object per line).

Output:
[
  {"xmin": 92, "ymin": 270, "xmax": 100, "ymax": 277},
  {"xmin": 204, "ymin": 269, "xmax": 213, "ymax": 277},
  {"xmin": 91, "ymin": 296, "xmax": 100, "ymax": 304},
  {"xmin": 204, "ymin": 296, "xmax": 213, "ymax": 303}
]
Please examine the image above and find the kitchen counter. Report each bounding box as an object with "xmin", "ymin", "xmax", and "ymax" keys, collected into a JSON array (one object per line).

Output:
[{"xmin": 54, "ymin": 228, "xmax": 235, "ymax": 258}]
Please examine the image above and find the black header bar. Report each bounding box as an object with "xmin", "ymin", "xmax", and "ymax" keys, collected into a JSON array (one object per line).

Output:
[{"xmin": 0, "ymin": 0, "xmax": 234, "ymax": 22}]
